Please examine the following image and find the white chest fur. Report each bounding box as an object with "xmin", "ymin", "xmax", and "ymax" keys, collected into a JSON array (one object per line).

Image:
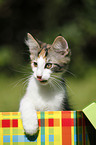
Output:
[{"xmin": 25, "ymin": 76, "xmax": 65, "ymax": 111}]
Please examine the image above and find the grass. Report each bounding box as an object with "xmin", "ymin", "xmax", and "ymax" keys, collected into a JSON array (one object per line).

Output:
[{"xmin": 0, "ymin": 67, "xmax": 96, "ymax": 111}]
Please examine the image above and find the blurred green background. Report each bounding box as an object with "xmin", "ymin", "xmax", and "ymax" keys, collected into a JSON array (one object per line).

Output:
[{"xmin": 0, "ymin": 0, "xmax": 96, "ymax": 111}]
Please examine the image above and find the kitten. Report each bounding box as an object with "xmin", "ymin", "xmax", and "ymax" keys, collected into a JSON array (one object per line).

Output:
[{"xmin": 19, "ymin": 33, "xmax": 71, "ymax": 135}]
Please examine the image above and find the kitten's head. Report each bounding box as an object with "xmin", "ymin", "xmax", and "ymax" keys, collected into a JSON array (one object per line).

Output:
[{"xmin": 25, "ymin": 33, "xmax": 71, "ymax": 84}]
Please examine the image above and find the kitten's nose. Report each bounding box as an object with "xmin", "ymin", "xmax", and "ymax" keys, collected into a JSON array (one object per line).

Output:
[{"xmin": 37, "ymin": 76, "xmax": 42, "ymax": 79}]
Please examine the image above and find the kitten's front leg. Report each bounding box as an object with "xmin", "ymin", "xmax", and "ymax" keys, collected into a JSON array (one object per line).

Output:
[{"xmin": 19, "ymin": 97, "xmax": 38, "ymax": 135}]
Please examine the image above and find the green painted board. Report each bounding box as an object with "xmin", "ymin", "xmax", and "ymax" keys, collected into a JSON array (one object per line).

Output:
[{"xmin": 83, "ymin": 102, "xmax": 96, "ymax": 129}]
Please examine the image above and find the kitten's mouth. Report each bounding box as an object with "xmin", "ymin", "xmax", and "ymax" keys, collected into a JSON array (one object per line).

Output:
[{"xmin": 37, "ymin": 78, "xmax": 48, "ymax": 84}]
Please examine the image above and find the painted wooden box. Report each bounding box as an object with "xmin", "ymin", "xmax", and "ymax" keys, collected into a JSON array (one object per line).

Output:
[{"xmin": 0, "ymin": 106, "xmax": 96, "ymax": 145}]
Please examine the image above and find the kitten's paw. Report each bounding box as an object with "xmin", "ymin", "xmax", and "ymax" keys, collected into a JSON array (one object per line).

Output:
[{"xmin": 23, "ymin": 120, "xmax": 39, "ymax": 136}]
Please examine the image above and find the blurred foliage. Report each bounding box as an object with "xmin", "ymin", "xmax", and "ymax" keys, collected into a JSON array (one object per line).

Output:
[
  {"xmin": 0, "ymin": 46, "xmax": 12, "ymax": 66},
  {"xmin": 0, "ymin": 0, "xmax": 96, "ymax": 76}
]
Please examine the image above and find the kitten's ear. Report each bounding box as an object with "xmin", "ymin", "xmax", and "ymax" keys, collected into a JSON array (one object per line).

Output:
[
  {"xmin": 52, "ymin": 36, "xmax": 70, "ymax": 56},
  {"xmin": 25, "ymin": 33, "xmax": 40, "ymax": 59},
  {"xmin": 50, "ymin": 36, "xmax": 71, "ymax": 64}
]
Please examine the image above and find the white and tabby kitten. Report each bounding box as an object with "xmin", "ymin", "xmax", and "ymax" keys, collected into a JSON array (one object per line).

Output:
[{"xmin": 19, "ymin": 33, "xmax": 71, "ymax": 135}]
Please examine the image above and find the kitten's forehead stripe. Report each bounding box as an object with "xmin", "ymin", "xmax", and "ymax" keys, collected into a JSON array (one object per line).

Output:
[
  {"xmin": 38, "ymin": 43, "xmax": 51, "ymax": 59},
  {"xmin": 45, "ymin": 48, "xmax": 48, "ymax": 57},
  {"xmin": 39, "ymin": 49, "xmax": 46, "ymax": 58}
]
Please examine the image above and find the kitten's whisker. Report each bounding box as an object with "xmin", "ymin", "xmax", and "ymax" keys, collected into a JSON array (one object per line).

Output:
[
  {"xmin": 50, "ymin": 76, "xmax": 65, "ymax": 85},
  {"xmin": 49, "ymin": 78, "xmax": 58, "ymax": 91},
  {"xmin": 50, "ymin": 76, "xmax": 74, "ymax": 94},
  {"xmin": 49, "ymin": 80, "xmax": 56, "ymax": 90},
  {"xmin": 50, "ymin": 77, "xmax": 64, "ymax": 92},
  {"xmin": 51, "ymin": 81, "xmax": 60, "ymax": 91},
  {"xmin": 52, "ymin": 77, "xmax": 65, "ymax": 84},
  {"xmin": 22, "ymin": 77, "xmax": 30, "ymax": 90},
  {"xmin": 22, "ymin": 77, "xmax": 29, "ymax": 86},
  {"xmin": 11, "ymin": 63, "xmax": 32, "ymax": 76},
  {"xmin": 12, "ymin": 78, "xmax": 27, "ymax": 88},
  {"xmin": 12, "ymin": 75, "xmax": 32, "ymax": 88},
  {"xmin": 12, "ymin": 68, "xmax": 32, "ymax": 74},
  {"xmin": 54, "ymin": 80, "xmax": 64, "ymax": 91},
  {"xmin": 66, "ymin": 70, "xmax": 77, "ymax": 78},
  {"xmin": 51, "ymin": 74, "xmax": 65, "ymax": 82}
]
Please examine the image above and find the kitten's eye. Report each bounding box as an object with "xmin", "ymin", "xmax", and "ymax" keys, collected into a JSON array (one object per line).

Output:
[
  {"xmin": 45, "ymin": 63, "xmax": 52, "ymax": 69},
  {"xmin": 33, "ymin": 62, "xmax": 37, "ymax": 67}
]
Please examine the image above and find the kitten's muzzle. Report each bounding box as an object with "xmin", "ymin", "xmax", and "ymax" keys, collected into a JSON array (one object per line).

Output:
[{"xmin": 37, "ymin": 76, "xmax": 47, "ymax": 83}]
